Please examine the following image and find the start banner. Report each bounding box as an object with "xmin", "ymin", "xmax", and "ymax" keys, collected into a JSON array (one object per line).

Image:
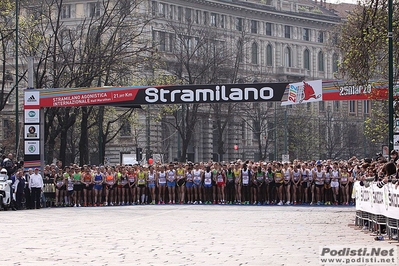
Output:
[{"xmin": 355, "ymin": 181, "xmax": 399, "ymax": 220}]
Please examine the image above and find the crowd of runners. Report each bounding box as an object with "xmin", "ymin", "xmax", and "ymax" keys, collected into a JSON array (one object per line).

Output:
[{"xmin": 27, "ymin": 154, "xmax": 396, "ymax": 208}]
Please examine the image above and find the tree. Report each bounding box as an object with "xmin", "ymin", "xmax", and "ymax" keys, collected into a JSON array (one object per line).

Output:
[
  {"xmin": 287, "ymin": 104, "xmax": 319, "ymax": 160},
  {"xmin": 155, "ymin": 13, "xmax": 240, "ymax": 161},
  {"xmin": 19, "ymin": 0, "xmax": 153, "ymax": 164},
  {"xmin": 336, "ymin": 0, "xmax": 398, "ymax": 156}
]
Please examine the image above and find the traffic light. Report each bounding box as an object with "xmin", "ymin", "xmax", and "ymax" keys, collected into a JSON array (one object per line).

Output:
[{"xmin": 136, "ymin": 147, "xmax": 143, "ymax": 161}]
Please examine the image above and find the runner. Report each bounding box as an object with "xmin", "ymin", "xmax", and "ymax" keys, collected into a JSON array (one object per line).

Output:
[
  {"xmin": 225, "ymin": 164, "xmax": 235, "ymax": 204},
  {"xmin": 157, "ymin": 165, "xmax": 167, "ymax": 204},
  {"xmin": 73, "ymin": 167, "xmax": 82, "ymax": 207},
  {"xmin": 185, "ymin": 164, "xmax": 194, "ymax": 204},
  {"xmin": 234, "ymin": 163, "xmax": 241, "ymax": 204},
  {"xmin": 176, "ymin": 163, "xmax": 185, "ymax": 204},
  {"xmin": 324, "ymin": 166, "xmax": 332, "ymax": 205},
  {"xmin": 217, "ymin": 164, "xmax": 226, "ymax": 204},
  {"xmin": 119, "ymin": 167, "xmax": 129, "ymax": 205},
  {"xmin": 93, "ymin": 167, "xmax": 104, "ymax": 206},
  {"xmin": 265, "ymin": 164, "xmax": 274, "ymax": 205},
  {"xmin": 291, "ymin": 164, "xmax": 301, "ymax": 205},
  {"xmin": 313, "ymin": 164, "xmax": 325, "ymax": 205},
  {"xmin": 82, "ymin": 168, "xmax": 93, "ymax": 207},
  {"xmin": 192, "ymin": 164, "xmax": 203, "ymax": 204},
  {"xmin": 283, "ymin": 162, "xmax": 292, "ymax": 205},
  {"xmin": 166, "ymin": 164, "xmax": 176, "ymax": 204},
  {"xmin": 300, "ymin": 163, "xmax": 309, "ymax": 204},
  {"xmin": 128, "ymin": 166, "xmax": 137, "ymax": 205},
  {"xmin": 330, "ymin": 162, "xmax": 340, "ymax": 205},
  {"xmin": 54, "ymin": 168, "xmax": 65, "ymax": 207},
  {"xmin": 147, "ymin": 165, "xmax": 157, "ymax": 205},
  {"xmin": 241, "ymin": 163, "xmax": 251, "ymax": 205},
  {"xmin": 104, "ymin": 168, "xmax": 115, "ymax": 206},
  {"xmin": 203, "ymin": 166, "xmax": 213, "ymax": 204},
  {"xmin": 137, "ymin": 165, "xmax": 147, "ymax": 204},
  {"xmin": 340, "ymin": 165, "xmax": 350, "ymax": 205},
  {"xmin": 274, "ymin": 163, "xmax": 284, "ymax": 205}
]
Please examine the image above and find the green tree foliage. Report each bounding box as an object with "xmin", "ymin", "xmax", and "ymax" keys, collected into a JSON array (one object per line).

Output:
[{"xmin": 18, "ymin": 0, "xmax": 153, "ymax": 164}]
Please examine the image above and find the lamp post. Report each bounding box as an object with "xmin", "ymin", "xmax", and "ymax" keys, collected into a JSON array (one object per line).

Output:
[
  {"xmin": 388, "ymin": 0, "xmax": 394, "ymax": 152},
  {"xmin": 15, "ymin": 0, "xmax": 19, "ymax": 156}
]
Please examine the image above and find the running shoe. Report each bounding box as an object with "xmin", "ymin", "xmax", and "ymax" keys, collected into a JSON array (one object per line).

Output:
[
  {"xmin": 285, "ymin": 201, "xmax": 291, "ymax": 205},
  {"xmin": 293, "ymin": 201, "xmax": 297, "ymax": 205},
  {"xmin": 193, "ymin": 201, "xmax": 198, "ymax": 204},
  {"xmin": 93, "ymin": 204, "xmax": 97, "ymax": 207},
  {"xmin": 74, "ymin": 204, "xmax": 77, "ymax": 207},
  {"xmin": 110, "ymin": 202, "xmax": 114, "ymax": 206},
  {"xmin": 317, "ymin": 201, "xmax": 321, "ymax": 206},
  {"xmin": 199, "ymin": 201, "xmax": 202, "ymax": 204}
]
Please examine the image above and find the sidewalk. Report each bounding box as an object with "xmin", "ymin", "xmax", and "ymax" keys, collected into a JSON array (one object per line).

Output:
[{"xmin": 2, "ymin": 205, "xmax": 397, "ymax": 265}]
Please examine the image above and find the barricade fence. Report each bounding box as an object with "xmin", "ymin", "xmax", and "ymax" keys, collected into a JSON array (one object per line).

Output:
[{"xmin": 354, "ymin": 181, "xmax": 399, "ymax": 240}]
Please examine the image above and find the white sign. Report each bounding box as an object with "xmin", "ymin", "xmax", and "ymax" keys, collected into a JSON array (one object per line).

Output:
[
  {"xmin": 24, "ymin": 141, "xmax": 40, "ymax": 155},
  {"xmin": 24, "ymin": 90, "xmax": 40, "ymax": 106},
  {"xmin": 282, "ymin": 154, "xmax": 289, "ymax": 162},
  {"xmin": 24, "ymin": 125, "xmax": 39, "ymax": 139},
  {"xmin": 394, "ymin": 135, "xmax": 399, "ymax": 151},
  {"xmin": 395, "ymin": 119, "xmax": 399, "ymax": 133},
  {"xmin": 24, "ymin": 109, "xmax": 40, "ymax": 123}
]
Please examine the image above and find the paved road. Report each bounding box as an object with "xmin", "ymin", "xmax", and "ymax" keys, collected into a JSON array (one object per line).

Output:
[{"xmin": 2, "ymin": 205, "xmax": 397, "ymax": 265}]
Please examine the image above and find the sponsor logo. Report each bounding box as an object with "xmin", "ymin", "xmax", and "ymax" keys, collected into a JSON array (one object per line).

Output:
[
  {"xmin": 144, "ymin": 86, "xmax": 274, "ymax": 103},
  {"xmin": 28, "ymin": 111, "xmax": 36, "ymax": 117},
  {"xmin": 27, "ymin": 95, "xmax": 36, "ymax": 102},
  {"xmin": 28, "ymin": 145, "xmax": 36, "ymax": 153}
]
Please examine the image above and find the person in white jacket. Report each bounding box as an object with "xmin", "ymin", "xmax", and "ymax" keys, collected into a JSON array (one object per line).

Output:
[{"xmin": 29, "ymin": 168, "xmax": 44, "ymax": 209}]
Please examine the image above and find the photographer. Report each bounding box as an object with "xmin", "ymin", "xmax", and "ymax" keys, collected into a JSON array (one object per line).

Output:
[{"xmin": 376, "ymin": 162, "xmax": 397, "ymax": 188}]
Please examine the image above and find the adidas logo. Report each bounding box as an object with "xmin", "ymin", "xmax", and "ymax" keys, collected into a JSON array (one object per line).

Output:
[{"xmin": 27, "ymin": 95, "xmax": 36, "ymax": 102}]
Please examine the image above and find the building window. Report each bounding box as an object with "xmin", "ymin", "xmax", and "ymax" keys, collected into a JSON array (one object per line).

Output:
[
  {"xmin": 318, "ymin": 31, "xmax": 324, "ymax": 43},
  {"xmin": 284, "ymin": 47, "xmax": 291, "ymax": 67},
  {"xmin": 332, "ymin": 33, "xmax": 338, "ymax": 45},
  {"xmin": 177, "ymin": 6, "xmax": 183, "ymax": 21},
  {"xmin": 265, "ymin": 22, "xmax": 272, "ymax": 36},
  {"xmin": 266, "ymin": 44, "xmax": 273, "ymax": 66},
  {"xmin": 61, "ymin": 4, "xmax": 71, "ymax": 19},
  {"xmin": 169, "ymin": 5, "xmax": 174, "ymax": 20},
  {"xmin": 349, "ymin": 100, "xmax": 356, "ymax": 113},
  {"xmin": 159, "ymin": 31, "xmax": 166, "ymax": 51},
  {"xmin": 332, "ymin": 53, "xmax": 339, "ymax": 73},
  {"xmin": 237, "ymin": 40, "xmax": 243, "ymax": 63},
  {"xmin": 251, "ymin": 42, "xmax": 258, "ymax": 64},
  {"xmin": 220, "ymin": 15, "xmax": 226, "ymax": 28},
  {"xmin": 3, "ymin": 119, "xmax": 12, "ymax": 139},
  {"xmin": 88, "ymin": 2, "xmax": 101, "ymax": 17},
  {"xmin": 185, "ymin": 8, "xmax": 191, "ymax": 22},
  {"xmin": 303, "ymin": 49, "xmax": 310, "ymax": 70},
  {"xmin": 151, "ymin": 1, "xmax": 157, "ymax": 16},
  {"xmin": 319, "ymin": 101, "xmax": 325, "ymax": 112},
  {"xmin": 120, "ymin": 122, "xmax": 131, "ymax": 137},
  {"xmin": 334, "ymin": 101, "xmax": 340, "ymax": 111},
  {"xmin": 284, "ymin": 25, "xmax": 291, "ymax": 38},
  {"xmin": 364, "ymin": 100, "xmax": 370, "ymax": 114},
  {"xmin": 169, "ymin": 33, "xmax": 174, "ymax": 52},
  {"xmin": 210, "ymin": 13, "xmax": 217, "ymax": 27},
  {"xmin": 303, "ymin": 28, "xmax": 310, "ymax": 41},
  {"xmin": 318, "ymin": 51, "xmax": 324, "ymax": 72},
  {"xmin": 159, "ymin": 3, "xmax": 166, "ymax": 17},
  {"xmin": 251, "ymin": 20, "xmax": 258, "ymax": 34},
  {"xmin": 203, "ymin": 11, "xmax": 208, "ymax": 25},
  {"xmin": 236, "ymin": 17, "xmax": 243, "ymax": 31}
]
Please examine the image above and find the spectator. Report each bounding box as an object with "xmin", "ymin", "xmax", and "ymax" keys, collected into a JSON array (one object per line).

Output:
[{"xmin": 14, "ymin": 170, "xmax": 26, "ymax": 210}]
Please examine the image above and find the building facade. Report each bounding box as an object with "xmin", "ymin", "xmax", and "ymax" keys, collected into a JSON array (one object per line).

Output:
[{"xmin": 0, "ymin": 0, "xmax": 377, "ymax": 164}]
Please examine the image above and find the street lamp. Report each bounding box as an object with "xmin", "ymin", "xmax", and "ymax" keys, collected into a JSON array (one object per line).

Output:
[
  {"xmin": 15, "ymin": 0, "xmax": 19, "ymax": 156},
  {"xmin": 388, "ymin": 0, "xmax": 394, "ymax": 152}
]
